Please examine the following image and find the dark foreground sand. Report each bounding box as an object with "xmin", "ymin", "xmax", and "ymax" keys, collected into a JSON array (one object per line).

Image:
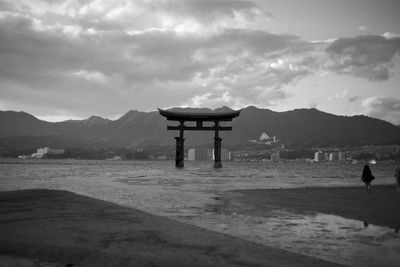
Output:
[
  {"xmin": 0, "ymin": 190, "xmax": 342, "ymax": 267},
  {"xmin": 217, "ymin": 185, "xmax": 400, "ymax": 230}
]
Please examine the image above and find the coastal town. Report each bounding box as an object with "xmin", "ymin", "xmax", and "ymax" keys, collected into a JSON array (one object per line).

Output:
[{"xmin": 9, "ymin": 136, "xmax": 400, "ymax": 164}]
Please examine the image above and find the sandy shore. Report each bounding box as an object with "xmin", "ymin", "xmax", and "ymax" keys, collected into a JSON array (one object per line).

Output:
[
  {"xmin": 0, "ymin": 189, "xmax": 342, "ymax": 267},
  {"xmin": 216, "ymin": 185, "xmax": 400, "ymax": 230}
]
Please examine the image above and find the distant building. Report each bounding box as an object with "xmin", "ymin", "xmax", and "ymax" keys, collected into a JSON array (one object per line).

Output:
[
  {"xmin": 221, "ymin": 149, "xmax": 229, "ymax": 161},
  {"xmin": 252, "ymin": 132, "xmax": 279, "ymax": 145},
  {"xmin": 31, "ymin": 147, "xmax": 64, "ymax": 158},
  {"xmin": 338, "ymin": 151, "xmax": 346, "ymax": 162},
  {"xmin": 314, "ymin": 151, "xmax": 323, "ymax": 162},
  {"xmin": 324, "ymin": 152, "xmax": 330, "ymax": 161},
  {"xmin": 155, "ymin": 154, "xmax": 167, "ymax": 160},
  {"xmin": 211, "ymin": 148, "xmax": 230, "ymax": 161},
  {"xmin": 107, "ymin": 156, "xmax": 121, "ymax": 161},
  {"xmin": 228, "ymin": 151, "xmax": 234, "ymax": 161},
  {"xmin": 329, "ymin": 152, "xmax": 337, "ymax": 161},
  {"xmin": 188, "ymin": 148, "xmax": 209, "ymax": 161},
  {"xmin": 188, "ymin": 148, "xmax": 195, "ymax": 161},
  {"xmin": 259, "ymin": 132, "xmax": 270, "ymax": 141}
]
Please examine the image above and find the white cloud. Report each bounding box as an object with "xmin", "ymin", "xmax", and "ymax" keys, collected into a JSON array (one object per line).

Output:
[
  {"xmin": 191, "ymin": 92, "xmax": 213, "ymax": 107},
  {"xmin": 72, "ymin": 70, "xmax": 108, "ymax": 83},
  {"xmin": 383, "ymin": 32, "xmax": 400, "ymax": 39},
  {"xmin": 362, "ymin": 96, "xmax": 400, "ymax": 125},
  {"xmin": 335, "ymin": 89, "xmax": 348, "ymax": 99},
  {"xmin": 311, "ymin": 38, "xmax": 337, "ymax": 44},
  {"xmin": 36, "ymin": 114, "xmax": 84, "ymax": 122},
  {"xmin": 357, "ymin": 25, "xmax": 368, "ymax": 32},
  {"xmin": 187, "ymin": 91, "xmax": 238, "ymax": 108}
]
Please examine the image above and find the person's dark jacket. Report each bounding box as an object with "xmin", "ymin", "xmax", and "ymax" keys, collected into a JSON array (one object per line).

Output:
[{"xmin": 361, "ymin": 165, "xmax": 374, "ymax": 183}]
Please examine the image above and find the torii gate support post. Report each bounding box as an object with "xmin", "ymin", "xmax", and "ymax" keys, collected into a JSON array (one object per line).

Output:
[
  {"xmin": 214, "ymin": 121, "xmax": 222, "ymax": 168},
  {"xmin": 175, "ymin": 121, "xmax": 185, "ymax": 168}
]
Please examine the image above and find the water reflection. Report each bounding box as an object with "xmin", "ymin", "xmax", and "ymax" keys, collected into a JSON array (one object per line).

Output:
[
  {"xmin": 364, "ymin": 221, "xmax": 400, "ymax": 234},
  {"xmin": 180, "ymin": 211, "xmax": 400, "ymax": 267}
]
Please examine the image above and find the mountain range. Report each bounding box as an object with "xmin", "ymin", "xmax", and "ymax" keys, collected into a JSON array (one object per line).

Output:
[{"xmin": 1, "ymin": 106, "xmax": 400, "ymax": 150}]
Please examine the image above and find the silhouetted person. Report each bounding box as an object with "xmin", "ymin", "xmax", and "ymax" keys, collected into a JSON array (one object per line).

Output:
[
  {"xmin": 395, "ymin": 165, "xmax": 400, "ymax": 195},
  {"xmin": 361, "ymin": 164, "xmax": 374, "ymax": 194},
  {"xmin": 363, "ymin": 222, "xmax": 369, "ymax": 228}
]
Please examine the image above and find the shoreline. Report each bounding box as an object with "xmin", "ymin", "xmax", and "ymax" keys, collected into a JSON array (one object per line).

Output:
[
  {"xmin": 213, "ymin": 185, "xmax": 400, "ymax": 230},
  {"xmin": 0, "ymin": 189, "xmax": 343, "ymax": 267}
]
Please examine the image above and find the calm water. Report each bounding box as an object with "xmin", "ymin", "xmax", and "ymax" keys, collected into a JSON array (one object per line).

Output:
[{"xmin": 0, "ymin": 159, "xmax": 399, "ymax": 266}]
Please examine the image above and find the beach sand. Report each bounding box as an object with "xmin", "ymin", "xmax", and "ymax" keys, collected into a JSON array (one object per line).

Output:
[
  {"xmin": 215, "ymin": 185, "xmax": 400, "ymax": 230},
  {"xmin": 0, "ymin": 189, "xmax": 342, "ymax": 267}
]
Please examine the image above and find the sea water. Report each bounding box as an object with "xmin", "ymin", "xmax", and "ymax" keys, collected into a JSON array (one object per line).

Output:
[{"xmin": 0, "ymin": 159, "xmax": 399, "ymax": 266}]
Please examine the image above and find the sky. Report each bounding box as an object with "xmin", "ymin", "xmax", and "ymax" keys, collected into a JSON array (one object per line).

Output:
[{"xmin": 0, "ymin": 0, "xmax": 399, "ymax": 124}]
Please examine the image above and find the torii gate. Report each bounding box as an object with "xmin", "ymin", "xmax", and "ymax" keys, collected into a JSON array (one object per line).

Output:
[{"xmin": 158, "ymin": 108, "xmax": 240, "ymax": 168}]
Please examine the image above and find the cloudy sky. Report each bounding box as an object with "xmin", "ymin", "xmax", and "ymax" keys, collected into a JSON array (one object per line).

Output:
[{"xmin": 1, "ymin": 0, "xmax": 399, "ymax": 124}]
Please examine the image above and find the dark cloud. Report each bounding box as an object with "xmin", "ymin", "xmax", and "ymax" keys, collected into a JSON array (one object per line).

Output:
[
  {"xmin": 0, "ymin": 17, "xmax": 79, "ymax": 86},
  {"xmin": 326, "ymin": 35, "xmax": 400, "ymax": 80},
  {"xmin": 0, "ymin": 0, "xmax": 14, "ymax": 10}
]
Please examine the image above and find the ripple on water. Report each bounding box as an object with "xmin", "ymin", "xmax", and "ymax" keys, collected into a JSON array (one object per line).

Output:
[{"xmin": 176, "ymin": 210, "xmax": 400, "ymax": 267}]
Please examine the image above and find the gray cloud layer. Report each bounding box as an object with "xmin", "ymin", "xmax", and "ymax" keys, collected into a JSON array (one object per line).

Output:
[
  {"xmin": 326, "ymin": 35, "xmax": 400, "ymax": 81},
  {"xmin": 0, "ymin": 0, "xmax": 399, "ymax": 120}
]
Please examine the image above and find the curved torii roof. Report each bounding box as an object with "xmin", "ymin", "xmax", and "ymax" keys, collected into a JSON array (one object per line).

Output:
[{"xmin": 158, "ymin": 108, "xmax": 240, "ymax": 121}]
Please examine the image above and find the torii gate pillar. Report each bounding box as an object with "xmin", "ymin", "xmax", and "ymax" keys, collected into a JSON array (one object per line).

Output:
[
  {"xmin": 174, "ymin": 121, "xmax": 185, "ymax": 168},
  {"xmin": 213, "ymin": 121, "xmax": 222, "ymax": 168}
]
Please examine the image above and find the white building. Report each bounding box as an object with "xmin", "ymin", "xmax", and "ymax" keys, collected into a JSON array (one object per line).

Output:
[
  {"xmin": 314, "ymin": 151, "xmax": 323, "ymax": 162},
  {"xmin": 188, "ymin": 148, "xmax": 209, "ymax": 161},
  {"xmin": 188, "ymin": 148, "xmax": 196, "ymax": 161},
  {"xmin": 211, "ymin": 148, "xmax": 230, "ymax": 161},
  {"xmin": 221, "ymin": 149, "xmax": 229, "ymax": 161},
  {"xmin": 259, "ymin": 132, "xmax": 269, "ymax": 141},
  {"xmin": 329, "ymin": 152, "xmax": 337, "ymax": 161},
  {"xmin": 31, "ymin": 147, "xmax": 65, "ymax": 158},
  {"xmin": 338, "ymin": 151, "xmax": 346, "ymax": 162},
  {"xmin": 258, "ymin": 132, "xmax": 278, "ymax": 144}
]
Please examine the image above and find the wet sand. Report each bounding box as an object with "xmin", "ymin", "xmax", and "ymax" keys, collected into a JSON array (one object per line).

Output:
[
  {"xmin": 216, "ymin": 185, "xmax": 400, "ymax": 229},
  {"xmin": 0, "ymin": 189, "xmax": 342, "ymax": 267}
]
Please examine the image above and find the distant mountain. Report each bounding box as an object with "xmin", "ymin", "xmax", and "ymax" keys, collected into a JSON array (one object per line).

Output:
[
  {"xmin": 82, "ymin": 116, "xmax": 111, "ymax": 127},
  {"xmin": 227, "ymin": 107, "xmax": 400, "ymax": 146},
  {"xmin": 1, "ymin": 107, "xmax": 400, "ymax": 149},
  {"xmin": 0, "ymin": 111, "xmax": 54, "ymax": 137}
]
